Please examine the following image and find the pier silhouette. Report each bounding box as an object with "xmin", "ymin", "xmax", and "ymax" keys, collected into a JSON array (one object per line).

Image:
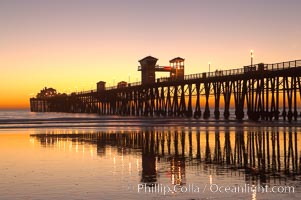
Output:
[{"xmin": 30, "ymin": 57, "xmax": 301, "ymax": 122}]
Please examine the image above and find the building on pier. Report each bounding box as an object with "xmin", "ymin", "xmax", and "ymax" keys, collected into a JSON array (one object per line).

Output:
[
  {"xmin": 97, "ymin": 81, "xmax": 106, "ymax": 92},
  {"xmin": 37, "ymin": 87, "xmax": 57, "ymax": 98},
  {"xmin": 169, "ymin": 57, "xmax": 184, "ymax": 80},
  {"xmin": 138, "ymin": 56, "xmax": 185, "ymax": 84},
  {"xmin": 138, "ymin": 56, "xmax": 158, "ymax": 85},
  {"xmin": 117, "ymin": 81, "xmax": 128, "ymax": 88}
]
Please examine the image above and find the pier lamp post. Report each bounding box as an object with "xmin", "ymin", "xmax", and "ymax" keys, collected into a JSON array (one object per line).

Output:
[
  {"xmin": 208, "ymin": 62, "xmax": 211, "ymax": 74},
  {"xmin": 250, "ymin": 50, "xmax": 254, "ymax": 67},
  {"xmin": 128, "ymin": 73, "xmax": 131, "ymax": 83}
]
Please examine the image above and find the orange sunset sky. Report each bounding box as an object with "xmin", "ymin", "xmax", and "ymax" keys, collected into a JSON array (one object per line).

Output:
[{"xmin": 0, "ymin": 0, "xmax": 300, "ymax": 109}]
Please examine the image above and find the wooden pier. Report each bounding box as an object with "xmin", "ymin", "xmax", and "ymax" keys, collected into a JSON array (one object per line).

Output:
[{"xmin": 30, "ymin": 57, "xmax": 301, "ymax": 122}]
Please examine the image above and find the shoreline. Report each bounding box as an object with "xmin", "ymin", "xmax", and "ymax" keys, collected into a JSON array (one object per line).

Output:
[{"xmin": 1, "ymin": 119, "xmax": 301, "ymax": 130}]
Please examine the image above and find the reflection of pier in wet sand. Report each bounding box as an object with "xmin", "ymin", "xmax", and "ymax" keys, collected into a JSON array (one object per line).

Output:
[{"xmin": 31, "ymin": 128, "xmax": 301, "ymax": 185}]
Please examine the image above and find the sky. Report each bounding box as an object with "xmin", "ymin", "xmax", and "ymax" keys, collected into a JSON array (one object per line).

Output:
[{"xmin": 0, "ymin": 0, "xmax": 300, "ymax": 109}]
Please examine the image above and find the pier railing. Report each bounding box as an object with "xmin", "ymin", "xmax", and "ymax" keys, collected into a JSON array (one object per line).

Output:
[
  {"xmin": 183, "ymin": 60, "xmax": 301, "ymax": 80},
  {"xmin": 120, "ymin": 59, "xmax": 301, "ymax": 89},
  {"xmin": 63, "ymin": 59, "xmax": 301, "ymax": 95}
]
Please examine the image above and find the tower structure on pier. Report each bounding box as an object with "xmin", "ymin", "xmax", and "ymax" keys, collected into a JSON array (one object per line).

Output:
[
  {"xmin": 138, "ymin": 56, "xmax": 185, "ymax": 85},
  {"xmin": 138, "ymin": 56, "xmax": 158, "ymax": 85},
  {"xmin": 170, "ymin": 57, "xmax": 184, "ymax": 80},
  {"xmin": 97, "ymin": 81, "xmax": 106, "ymax": 92}
]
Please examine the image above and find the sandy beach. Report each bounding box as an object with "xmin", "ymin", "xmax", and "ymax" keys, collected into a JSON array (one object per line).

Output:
[{"xmin": 0, "ymin": 110, "xmax": 300, "ymax": 200}]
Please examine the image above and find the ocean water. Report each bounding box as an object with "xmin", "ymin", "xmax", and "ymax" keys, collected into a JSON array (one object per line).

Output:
[{"xmin": 0, "ymin": 109, "xmax": 300, "ymax": 200}]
